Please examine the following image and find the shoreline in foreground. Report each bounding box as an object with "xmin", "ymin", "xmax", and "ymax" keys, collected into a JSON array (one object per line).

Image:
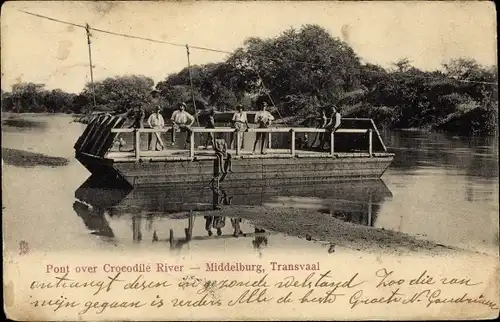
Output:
[{"xmin": 166, "ymin": 205, "xmax": 494, "ymax": 257}]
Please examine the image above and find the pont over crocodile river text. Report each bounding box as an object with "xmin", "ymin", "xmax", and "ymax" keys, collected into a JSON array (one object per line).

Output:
[{"xmin": 44, "ymin": 261, "xmax": 321, "ymax": 275}]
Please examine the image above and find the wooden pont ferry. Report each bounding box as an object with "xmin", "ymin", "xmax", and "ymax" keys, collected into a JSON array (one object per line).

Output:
[{"xmin": 73, "ymin": 114, "xmax": 394, "ymax": 190}]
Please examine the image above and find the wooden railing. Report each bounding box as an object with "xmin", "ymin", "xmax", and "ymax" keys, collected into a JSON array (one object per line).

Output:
[{"xmin": 110, "ymin": 127, "xmax": 374, "ymax": 160}]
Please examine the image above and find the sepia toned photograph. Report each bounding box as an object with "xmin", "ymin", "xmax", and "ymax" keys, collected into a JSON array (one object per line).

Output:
[{"xmin": 2, "ymin": 1, "xmax": 498, "ymax": 320}]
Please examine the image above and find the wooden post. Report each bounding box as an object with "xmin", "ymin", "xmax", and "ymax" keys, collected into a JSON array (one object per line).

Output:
[
  {"xmin": 188, "ymin": 213, "xmax": 194, "ymax": 241},
  {"xmin": 169, "ymin": 229, "xmax": 174, "ymax": 247},
  {"xmin": 132, "ymin": 215, "xmax": 141, "ymax": 242},
  {"xmin": 367, "ymin": 193, "xmax": 373, "ymax": 226},
  {"xmin": 368, "ymin": 129, "xmax": 373, "ymax": 157},
  {"xmin": 85, "ymin": 23, "xmax": 97, "ymax": 110},
  {"xmin": 330, "ymin": 131, "xmax": 335, "ymax": 156},
  {"xmin": 135, "ymin": 129, "xmax": 140, "ymax": 161},
  {"xmin": 186, "ymin": 45, "xmax": 200, "ymax": 126},
  {"xmin": 189, "ymin": 131, "xmax": 195, "ymax": 158},
  {"xmin": 236, "ymin": 131, "xmax": 241, "ymax": 156},
  {"xmin": 268, "ymin": 132, "xmax": 272, "ymax": 149},
  {"xmin": 290, "ymin": 129, "xmax": 295, "ymax": 156}
]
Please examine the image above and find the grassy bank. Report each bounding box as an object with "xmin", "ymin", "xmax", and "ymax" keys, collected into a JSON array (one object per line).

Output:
[
  {"xmin": 2, "ymin": 147, "xmax": 69, "ymax": 167},
  {"xmin": 1, "ymin": 117, "xmax": 47, "ymax": 130}
]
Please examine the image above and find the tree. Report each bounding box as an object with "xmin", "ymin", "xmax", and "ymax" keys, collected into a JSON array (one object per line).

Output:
[
  {"xmin": 8, "ymin": 83, "xmax": 47, "ymax": 112},
  {"xmin": 42, "ymin": 89, "xmax": 76, "ymax": 113},
  {"xmin": 391, "ymin": 58, "xmax": 412, "ymax": 73},
  {"xmin": 156, "ymin": 62, "xmax": 240, "ymax": 111},
  {"xmin": 225, "ymin": 25, "xmax": 363, "ymax": 118},
  {"xmin": 81, "ymin": 75, "xmax": 155, "ymax": 113}
]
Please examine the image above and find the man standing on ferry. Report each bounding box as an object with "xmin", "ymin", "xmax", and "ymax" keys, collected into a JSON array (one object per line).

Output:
[
  {"xmin": 229, "ymin": 104, "xmax": 250, "ymax": 150},
  {"xmin": 252, "ymin": 101, "xmax": 274, "ymax": 154},
  {"xmin": 146, "ymin": 90, "xmax": 165, "ymax": 151},
  {"xmin": 147, "ymin": 106, "xmax": 165, "ymax": 151}
]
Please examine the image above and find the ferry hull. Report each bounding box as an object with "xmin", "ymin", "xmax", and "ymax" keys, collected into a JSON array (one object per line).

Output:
[{"xmin": 113, "ymin": 155, "xmax": 393, "ymax": 187}]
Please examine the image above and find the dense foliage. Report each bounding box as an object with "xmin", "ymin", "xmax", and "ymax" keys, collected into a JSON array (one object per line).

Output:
[{"xmin": 2, "ymin": 25, "xmax": 497, "ymax": 136}]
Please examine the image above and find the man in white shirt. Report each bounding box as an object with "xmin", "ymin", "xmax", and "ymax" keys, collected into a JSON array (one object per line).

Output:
[
  {"xmin": 170, "ymin": 102, "xmax": 195, "ymax": 147},
  {"xmin": 229, "ymin": 104, "xmax": 250, "ymax": 149},
  {"xmin": 252, "ymin": 101, "xmax": 275, "ymax": 154},
  {"xmin": 147, "ymin": 106, "xmax": 165, "ymax": 151}
]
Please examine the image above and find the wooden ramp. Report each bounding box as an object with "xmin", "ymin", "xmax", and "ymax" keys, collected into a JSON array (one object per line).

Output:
[{"xmin": 74, "ymin": 114, "xmax": 126, "ymax": 157}]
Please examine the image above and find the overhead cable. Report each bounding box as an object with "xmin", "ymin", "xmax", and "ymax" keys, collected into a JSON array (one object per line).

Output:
[{"xmin": 19, "ymin": 10, "xmax": 500, "ymax": 86}]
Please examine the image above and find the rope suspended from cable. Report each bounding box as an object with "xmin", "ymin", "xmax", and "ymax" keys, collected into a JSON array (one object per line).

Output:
[{"xmin": 252, "ymin": 64, "xmax": 288, "ymax": 126}]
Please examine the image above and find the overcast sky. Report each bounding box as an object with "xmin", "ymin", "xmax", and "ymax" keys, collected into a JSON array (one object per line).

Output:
[{"xmin": 1, "ymin": 1, "xmax": 497, "ymax": 93}]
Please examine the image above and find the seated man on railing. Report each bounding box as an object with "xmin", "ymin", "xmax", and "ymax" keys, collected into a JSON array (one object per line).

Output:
[{"xmin": 170, "ymin": 102, "xmax": 195, "ymax": 148}]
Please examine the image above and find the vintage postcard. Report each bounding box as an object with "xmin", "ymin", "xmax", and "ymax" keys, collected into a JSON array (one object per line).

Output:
[{"xmin": 2, "ymin": 0, "xmax": 499, "ymax": 320}]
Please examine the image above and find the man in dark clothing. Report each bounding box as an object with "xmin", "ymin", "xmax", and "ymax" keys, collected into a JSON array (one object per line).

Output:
[
  {"xmin": 131, "ymin": 106, "xmax": 145, "ymax": 129},
  {"xmin": 114, "ymin": 104, "xmax": 145, "ymax": 151},
  {"xmin": 204, "ymin": 109, "xmax": 216, "ymax": 149},
  {"xmin": 319, "ymin": 106, "xmax": 342, "ymax": 150}
]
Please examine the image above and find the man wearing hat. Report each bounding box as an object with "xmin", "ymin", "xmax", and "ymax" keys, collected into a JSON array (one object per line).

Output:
[
  {"xmin": 147, "ymin": 105, "xmax": 165, "ymax": 151},
  {"xmin": 170, "ymin": 102, "xmax": 195, "ymax": 147},
  {"xmin": 229, "ymin": 104, "xmax": 249, "ymax": 150},
  {"xmin": 252, "ymin": 101, "xmax": 274, "ymax": 154}
]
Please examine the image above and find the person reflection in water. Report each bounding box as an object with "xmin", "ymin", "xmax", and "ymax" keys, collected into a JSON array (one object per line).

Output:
[
  {"xmin": 204, "ymin": 216, "xmax": 226, "ymax": 236},
  {"xmin": 252, "ymin": 228, "xmax": 268, "ymax": 249},
  {"xmin": 205, "ymin": 188, "xmax": 233, "ymax": 237},
  {"xmin": 231, "ymin": 218, "xmax": 244, "ymax": 237}
]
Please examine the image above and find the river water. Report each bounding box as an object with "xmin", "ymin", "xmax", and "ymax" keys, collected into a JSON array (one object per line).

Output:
[{"xmin": 2, "ymin": 114, "xmax": 498, "ymax": 256}]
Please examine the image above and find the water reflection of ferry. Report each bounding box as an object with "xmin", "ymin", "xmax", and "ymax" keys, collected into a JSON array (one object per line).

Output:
[
  {"xmin": 74, "ymin": 177, "xmax": 392, "ymax": 252},
  {"xmin": 76, "ymin": 173, "xmax": 391, "ymax": 214}
]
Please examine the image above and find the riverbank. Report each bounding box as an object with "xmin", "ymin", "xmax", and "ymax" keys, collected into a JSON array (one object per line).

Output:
[
  {"xmin": 2, "ymin": 147, "xmax": 69, "ymax": 167},
  {"xmin": 1, "ymin": 114, "xmax": 48, "ymax": 130},
  {"xmin": 169, "ymin": 205, "xmax": 480, "ymax": 257}
]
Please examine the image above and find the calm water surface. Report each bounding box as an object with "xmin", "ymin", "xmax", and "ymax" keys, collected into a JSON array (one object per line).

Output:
[{"xmin": 2, "ymin": 114, "xmax": 498, "ymax": 255}]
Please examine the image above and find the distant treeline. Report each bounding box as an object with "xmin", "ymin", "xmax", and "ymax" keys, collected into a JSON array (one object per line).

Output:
[{"xmin": 1, "ymin": 25, "xmax": 497, "ymax": 136}]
